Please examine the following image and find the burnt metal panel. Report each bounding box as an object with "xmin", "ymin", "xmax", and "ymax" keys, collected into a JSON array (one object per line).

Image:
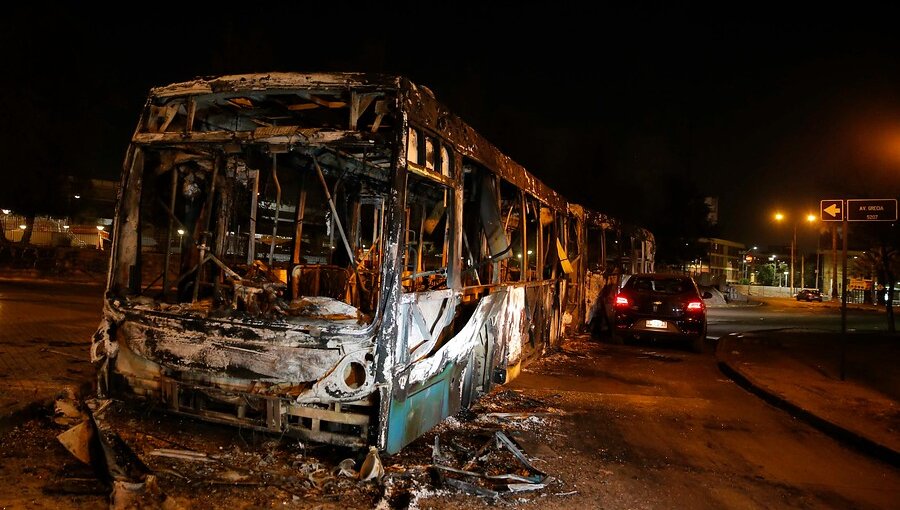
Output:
[
  {"xmin": 399, "ymin": 78, "xmax": 567, "ymax": 211},
  {"xmin": 151, "ymin": 73, "xmax": 401, "ymax": 99}
]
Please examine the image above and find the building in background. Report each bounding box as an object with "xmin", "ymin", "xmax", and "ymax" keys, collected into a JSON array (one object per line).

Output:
[{"xmin": 691, "ymin": 237, "xmax": 746, "ymax": 286}]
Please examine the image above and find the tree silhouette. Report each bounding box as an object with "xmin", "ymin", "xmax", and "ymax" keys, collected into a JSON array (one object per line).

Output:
[{"xmin": 854, "ymin": 245, "xmax": 898, "ymax": 332}]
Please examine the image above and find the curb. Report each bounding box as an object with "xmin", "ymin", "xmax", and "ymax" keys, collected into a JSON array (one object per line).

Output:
[{"xmin": 716, "ymin": 339, "xmax": 900, "ymax": 468}]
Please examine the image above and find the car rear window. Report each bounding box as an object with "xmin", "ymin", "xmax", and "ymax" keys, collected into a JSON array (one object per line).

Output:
[{"xmin": 628, "ymin": 277, "xmax": 692, "ymax": 294}]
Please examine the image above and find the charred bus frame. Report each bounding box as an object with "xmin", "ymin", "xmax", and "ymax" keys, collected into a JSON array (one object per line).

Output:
[{"xmin": 91, "ymin": 73, "xmax": 654, "ymax": 454}]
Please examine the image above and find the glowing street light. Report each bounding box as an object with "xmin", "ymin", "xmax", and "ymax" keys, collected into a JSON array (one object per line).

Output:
[
  {"xmin": 741, "ymin": 246, "xmax": 757, "ymax": 281},
  {"xmin": 774, "ymin": 211, "xmax": 817, "ymax": 293},
  {"xmin": 769, "ymin": 255, "xmax": 781, "ymax": 287}
]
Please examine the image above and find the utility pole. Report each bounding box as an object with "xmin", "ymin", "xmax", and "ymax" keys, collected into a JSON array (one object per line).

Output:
[
  {"xmin": 831, "ymin": 223, "xmax": 838, "ymax": 299},
  {"xmin": 840, "ymin": 217, "xmax": 848, "ymax": 380},
  {"xmin": 815, "ymin": 231, "xmax": 821, "ymax": 292},
  {"xmin": 790, "ymin": 223, "xmax": 797, "ymax": 294},
  {"xmin": 801, "ymin": 255, "xmax": 804, "ymax": 289}
]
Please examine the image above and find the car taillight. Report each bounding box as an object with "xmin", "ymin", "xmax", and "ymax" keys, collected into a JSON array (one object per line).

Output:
[
  {"xmin": 615, "ymin": 294, "xmax": 630, "ymax": 308},
  {"xmin": 686, "ymin": 301, "xmax": 704, "ymax": 311}
]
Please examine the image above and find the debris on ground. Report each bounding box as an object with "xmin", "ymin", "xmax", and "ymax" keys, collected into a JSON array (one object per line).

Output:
[
  {"xmin": 359, "ymin": 446, "xmax": 384, "ymax": 482},
  {"xmin": 429, "ymin": 430, "xmax": 550, "ymax": 499},
  {"xmin": 27, "ymin": 384, "xmax": 572, "ymax": 508},
  {"xmin": 54, "ymin": 391, "xmax": 168, "ymax": 509}
]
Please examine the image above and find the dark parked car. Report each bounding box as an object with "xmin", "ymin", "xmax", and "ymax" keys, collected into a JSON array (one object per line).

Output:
[
  {"xmin": 796, "ymin": 288, "xmax": 823, "ymax": 302},
  {"xmin": 611, "ymin": 273, "xmax": 711, "ymax": 352}
]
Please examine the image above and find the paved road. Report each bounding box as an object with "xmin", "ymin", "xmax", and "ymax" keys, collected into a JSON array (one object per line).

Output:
[
  {"xmin": 707, "ymin": 299, "xmax": 888, "ymax": 339},
  {"xmin": 509, "ymin": 338, "xmax": 900, "ymax": 509},
  {"xmin": 0, "ymin": 280, "xmax": 102, "ymax": 416}
]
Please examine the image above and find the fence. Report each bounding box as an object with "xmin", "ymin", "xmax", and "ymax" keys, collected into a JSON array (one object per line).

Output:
[
  {"xmin": 0, "ymin": 213, "xmax": 111, "ymax": 280},
  {"xmin": 1, "ymin": 213, "xmax": 110, "ymax": 249},
  {"xmin": 731, "ymin": 284, "xmax": 883, "ymax": 304},
  {"xmin": 731, "ymin": 284, "xmax": 794, "ymax": 299}
]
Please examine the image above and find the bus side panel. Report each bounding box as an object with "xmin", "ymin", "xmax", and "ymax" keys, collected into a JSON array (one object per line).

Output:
[
  {"xmin": 562, "ymin": 206, "xmax": 585, "ymax": 336},
  {"xmin": 384, "ymin": 289, "xmax": 519, "ymax": 454},
  {"xmin": 386, "ymin": 361, "xmax": 459, "ymax": 454},
  {"xmin": 585, "ymin": 270, "xmax": 609, "ymax": 328}
]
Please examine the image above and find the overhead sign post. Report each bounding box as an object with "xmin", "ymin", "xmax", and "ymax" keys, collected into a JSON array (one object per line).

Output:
[
  {"xmin": 819, "ymin": 197, "xmax": 897, "ymax": 380},
  {"xmin": 846, "ymin": 198, "xmax": 898, "ymax": 222}
]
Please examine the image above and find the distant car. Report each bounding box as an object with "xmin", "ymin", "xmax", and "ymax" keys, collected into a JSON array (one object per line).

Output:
[
  {"xmin": 611, "ymin": 273, "xmax": 712, "ymax": 352},
  {"xmin": 796, "ymin": 288, "xmax": 823, "ymax": 302}
]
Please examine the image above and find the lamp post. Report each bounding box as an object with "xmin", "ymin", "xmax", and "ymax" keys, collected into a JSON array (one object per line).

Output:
[
  {"xmin": 798, "ymin": 214, "xmax": 817, "ymax": 289},
  {"xmin": 741, "ymin": 246, "xmax": 757, "ymax": 281},
  {"xmin": 815, "ymin": 228, "xmax": 821, "ymax": 291},
  {"xmin": 773, "ymin": 212, "xmax": 794, "ymax": 292},
  {"xmin": 802, "ymin": 214, "xmax": 817, "ymax": 290},
  {"xmin": 769, "ymin": 255, "xmax": 779, "ymax": 287},
  {"xmin": 774, "ymin": 212, "xmax": 817, "ymax": 295},
  {"xmin": 791, "ymin": 222, "xmax": 796, "ymax": 293}
]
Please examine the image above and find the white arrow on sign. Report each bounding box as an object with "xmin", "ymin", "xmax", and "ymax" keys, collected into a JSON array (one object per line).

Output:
[{"xmin": 824, "ymin": 203, "xmax": 841, "ymax": 217}]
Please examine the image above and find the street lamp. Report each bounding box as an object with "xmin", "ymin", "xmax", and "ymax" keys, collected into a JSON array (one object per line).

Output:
[
  {"xmin": 741, "ymin": 246, "xmax": 757, "ymax": 281},
  {"xmin": 802, "ymin": 214, "xmax": 816, "ymax": 289},
  {"xmin": 773, "ymin": 212, "xmax": 794, "ymax": 292},
  {"xmin": 769, "ymin": 254, "xmax": 779, "ymax": 287},
  {"xmin": 774, "ymin": 212, "xmax": 817, "ymax": 295}
]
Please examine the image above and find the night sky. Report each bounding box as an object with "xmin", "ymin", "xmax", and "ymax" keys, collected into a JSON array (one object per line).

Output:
[{"xmin": 3, "ymin": 2, "xmax": 899, "ymax": 251}]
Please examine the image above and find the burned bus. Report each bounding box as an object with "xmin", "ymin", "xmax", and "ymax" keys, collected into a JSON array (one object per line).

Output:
[
  {"xmin": 564, "ymin": 206, "xmax": 656, "ymax": 338},
  {"xmin": 91, "ymin": 73, "xmax": 654, "ymax": 454}
]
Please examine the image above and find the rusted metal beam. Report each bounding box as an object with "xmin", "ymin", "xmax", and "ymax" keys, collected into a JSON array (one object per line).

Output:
[
  {"xmin": 350, "ymin": 92, "xmax": 377, "ymax": 130},
  {"xmin": 291, "ymin": 175, "xmax": 307, "ymax": 267},
  {"xmin": 312, "ymin": 156, "xmax": 356, "ymax": 266}
]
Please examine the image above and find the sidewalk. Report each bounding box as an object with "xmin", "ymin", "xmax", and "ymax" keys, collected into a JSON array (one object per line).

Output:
[{"xmin": 716, "ymin": 329, "xmax": 900, "ymax": 466}]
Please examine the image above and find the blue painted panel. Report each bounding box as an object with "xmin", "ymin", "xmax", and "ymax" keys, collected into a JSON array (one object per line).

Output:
[{"xmin": 386, "ymin": 362, "xmax": 454, "ymax": 454}]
